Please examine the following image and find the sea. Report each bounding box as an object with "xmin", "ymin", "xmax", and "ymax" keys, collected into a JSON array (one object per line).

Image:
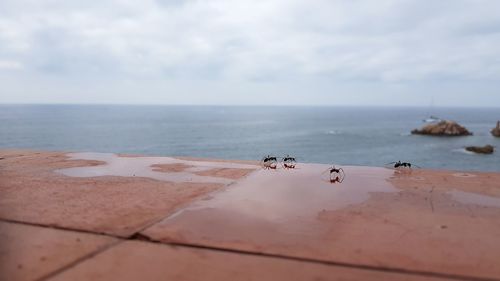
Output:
[{"xmin": 1, "ymin": 105, "xmax": 499, "ymax": 172}]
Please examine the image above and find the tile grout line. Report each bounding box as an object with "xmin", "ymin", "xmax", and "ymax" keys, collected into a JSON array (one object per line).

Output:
[
  {"xmin": 3, "ymin": 218, "xmax": 499, "ymax": 281},
  {"xmin": 0, "ymin": 218, "xmax": 125, "ymax": 239},
  {"xmin": 139, "ymin": 236, "xmax": 500, "ymax": 281},
  {"xmin": 35, "ymin": 239, "xmax": 124, "ymax": 281},
  {"xmin": 174, "ymin": 242, "xmax": 500, "ymax": 281}
]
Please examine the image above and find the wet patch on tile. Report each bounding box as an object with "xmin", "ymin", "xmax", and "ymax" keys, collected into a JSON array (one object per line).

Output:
[
  {"xmin": 448, "ymin": 190, "xmax": 500, "ymax": 208},
  {"xmin": 57, "ymin": 152, "xmax": 259, "ymax": 184},
  {"xmin": 142, "ymin": 165, "xmax": 500, "ymax": 280},
  {"xmin": 0, "ymin": 151, "xmax": 255, "ymax": 237}
]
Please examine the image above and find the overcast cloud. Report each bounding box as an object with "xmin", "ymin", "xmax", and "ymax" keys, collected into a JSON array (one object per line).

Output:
[{"xmin": 1, "ymin": 0, "xmax": 500, "ymax": 106}]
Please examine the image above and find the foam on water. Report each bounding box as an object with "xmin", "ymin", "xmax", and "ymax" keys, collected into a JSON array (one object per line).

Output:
[{"xmin": 452, "ymin": 148, "xmax": 476, "ymax": 155}]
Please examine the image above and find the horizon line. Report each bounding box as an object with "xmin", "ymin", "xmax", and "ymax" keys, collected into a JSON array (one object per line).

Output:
[{"xmin": 1, "ymin": 103, "xmax": 500, "ymax": 109}]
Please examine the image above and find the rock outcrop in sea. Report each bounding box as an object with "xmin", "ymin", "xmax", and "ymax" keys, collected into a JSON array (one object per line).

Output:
[
  {"xmin": 465, "ymin": 145, "xmax": 494, "ymax": 154},
  {"xmin": 411, "ymin": 120, "xmax": 472, "ymax": 136},
  {"xmin": 491, "ymin": 121, "xmax": 500, "ymax": 137}
]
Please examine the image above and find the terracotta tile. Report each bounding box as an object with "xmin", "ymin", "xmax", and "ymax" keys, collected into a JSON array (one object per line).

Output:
[
  {"xmin": 0, "ymin": 221, "xmax": 117, "ymax": 281},
  {"xmin": 0, "ymin": 150, "xmax": 256, "ymax": 237},
  {"xmin": 47, "ymin": 240, "xmax": 451, "ymax": 281},
  {"xmin": 142, "ymin": 165, "xmax": 500, "ymax": 280}
]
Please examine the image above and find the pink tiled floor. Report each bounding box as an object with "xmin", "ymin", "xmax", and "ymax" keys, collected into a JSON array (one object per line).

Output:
[{"xmin": 1, "ymin": 150, "xmax": 499, "ymax": 281}]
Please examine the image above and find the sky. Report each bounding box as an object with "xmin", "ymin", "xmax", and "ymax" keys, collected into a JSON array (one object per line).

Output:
[{"xmin": 1, "ymin": 0, "xmax": 500, "ymax": 106}]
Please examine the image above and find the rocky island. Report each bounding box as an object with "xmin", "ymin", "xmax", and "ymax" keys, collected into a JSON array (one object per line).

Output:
[
  {"xmin": 465, "ymin": 145, "xmax": 494, "ymax": 154},
  {"xmin": 491, "ymin": 121, "xmax": 500, "ymax": 137},
  {"xmin": 411, "ymin": 120, "xmax": 472, "ymax": 136}
]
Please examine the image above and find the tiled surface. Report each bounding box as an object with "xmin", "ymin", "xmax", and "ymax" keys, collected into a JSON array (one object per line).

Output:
[
  {"xmin": 1, "ymin": 149, "xmax": 499, "ymax": 281},
  {"xmin": 142, "ymin": 166, "xmax": 500, "ymax": 280},
  {"xmin": 46, "ymin": 240, "xmax": 454, "ymax": 281},
  {"xmin": 0, "ymin": 221, "xmax": 116, "ymax": 281},
  {"xmin": 0, "ymin": 150, "xmax": 255, "ymax": 237}
]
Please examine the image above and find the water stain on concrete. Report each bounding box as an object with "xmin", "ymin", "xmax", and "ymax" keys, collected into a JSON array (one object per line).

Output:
[
  {"xmin": 142, "ymin": 165, "xmax": 500, "ymax": 280},
  {"xmin": 143, "ymin": 164, "xmax": 401, "ymax": 249},
  {"xmin": 449, "ymin": 190, "xmax": 500, "ymax": 208},
  {"xmin": 56, "ymin": 152, "xmax": 259, "ymax": 184},
  {"xmin": 165, "ymin": 164, "xmax": 398, "ymax": 221}
]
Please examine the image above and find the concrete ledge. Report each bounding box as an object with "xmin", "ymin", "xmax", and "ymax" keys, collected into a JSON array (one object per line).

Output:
[{"xmin": 1, "ymin": 149, "xmax": 499, "ymax": 281}]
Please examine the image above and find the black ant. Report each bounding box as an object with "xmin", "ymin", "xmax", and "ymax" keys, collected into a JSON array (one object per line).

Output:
[
  {"xmin": 322, "ymin": 165, "xmax": 345, "ymax": 183},
  {"xmin": 261, "ymin": 155, "xmax": 278, "ymax": 169},
  {"xmin": 282, "ymin": 155, "xmax": 296, "ymax": 169},
  {"xmin": 386, "ymin": 161, "xmax": 420, "ymax": 169}
]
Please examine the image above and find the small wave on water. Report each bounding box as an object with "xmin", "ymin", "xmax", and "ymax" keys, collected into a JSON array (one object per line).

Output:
[
  {"xmin": 452, "ymin": 148, "xmax": 476, "ymax": 155},
  {"xmin": 1, "ymin": 105, "xmax": 499, "ymax": 172},
  {"xmin": 325, "ymin": 130, "xmax": 341, "ymax": 135}
]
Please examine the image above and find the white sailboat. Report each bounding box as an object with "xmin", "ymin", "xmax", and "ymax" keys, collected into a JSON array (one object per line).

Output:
[
  {"xmin": 422, "ymin": 97, "xmax": 441, "ymax": 123},
  {"xmin": 423, "ymin": 115, "xmax": 442, "ymax": 123}
]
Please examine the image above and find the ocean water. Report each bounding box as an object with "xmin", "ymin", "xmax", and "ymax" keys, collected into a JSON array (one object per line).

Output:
[{"xmin": 0, "ymin": 105, "xmax": 499, "ymax": 172}]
